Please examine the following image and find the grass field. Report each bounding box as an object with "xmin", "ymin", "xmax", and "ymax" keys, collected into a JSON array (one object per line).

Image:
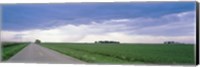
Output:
[
  {"xmin": 41, "ymin": 43, "xmax": 195, "ymax": 64},
  {"xmin": 2, "ymin": 42, "xmax": 28, "ymax": 61}
]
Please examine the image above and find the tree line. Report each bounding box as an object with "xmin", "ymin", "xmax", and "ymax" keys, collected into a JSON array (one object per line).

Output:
[{"xmin": 95, "ymin": 40, "xmax": 120, "ymax": 44}]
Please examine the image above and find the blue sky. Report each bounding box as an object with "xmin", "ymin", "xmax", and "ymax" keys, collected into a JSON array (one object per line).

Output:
[{"xmin": 1, "ymin": 2, "xmax": 196, "ymax": 43}]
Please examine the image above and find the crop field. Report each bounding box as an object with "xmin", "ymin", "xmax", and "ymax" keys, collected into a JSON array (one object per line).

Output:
[
  {"xmin": 2, "ymin": 42, "xmax": 28, "ymax": 61},
  {"xmin": 41, "ymin": 43, "xmax": 195, "ymax": 64}
]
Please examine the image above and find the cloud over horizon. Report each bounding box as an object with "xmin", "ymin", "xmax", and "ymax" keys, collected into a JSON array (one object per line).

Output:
[{"xmin": 1, "ymin": 10, "xmax": 196, "ymax": 44}]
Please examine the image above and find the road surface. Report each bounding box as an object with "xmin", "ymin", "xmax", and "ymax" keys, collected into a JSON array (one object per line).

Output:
[{"xmin": 6, "ymin": 43, "xmax": 86, "ymax": 64}]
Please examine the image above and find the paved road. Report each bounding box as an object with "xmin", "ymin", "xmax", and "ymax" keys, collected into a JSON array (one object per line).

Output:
[{"xmin": 6, "ymin": 43, "xmax": 86, "ymax": 64}]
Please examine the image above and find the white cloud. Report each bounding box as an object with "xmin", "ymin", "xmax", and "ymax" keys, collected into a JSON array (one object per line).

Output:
[
  {"xmin": 1, "ymin": 11, "xmax": 196, "ymax": 44},
  {"xmin": 1, "ymin": 21, "xmax": 130, "ymax": 42}
]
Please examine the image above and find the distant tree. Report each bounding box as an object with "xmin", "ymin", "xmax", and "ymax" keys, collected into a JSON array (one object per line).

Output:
[
  {"xmin": 35, "ymin": 39, "xmax": 41, "ymax": 44},
  {"xmin": 164, "ymin": 41, "xmax": 181, "ymax": 44},
  {"xmin": 95, "ymin": 40, "xmax": 120, "ymax": 44}
]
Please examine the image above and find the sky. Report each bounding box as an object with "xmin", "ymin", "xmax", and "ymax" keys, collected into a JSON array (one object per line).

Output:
[{"xmin": 1, "ymin": 2, "xmax": 196, "ymax": 43}]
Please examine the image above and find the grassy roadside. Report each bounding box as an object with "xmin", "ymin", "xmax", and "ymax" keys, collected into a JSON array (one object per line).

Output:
[
  {"xmin": 41, "ymin": 44, "xmax": 131, "ymax": 64},
  {"xmin": 2, "ymin": 42, "xmax": 28, "ymax": 61},
  {"xmin": 41, "ymin": 43, "xmax": 194, "ymax": 64}
]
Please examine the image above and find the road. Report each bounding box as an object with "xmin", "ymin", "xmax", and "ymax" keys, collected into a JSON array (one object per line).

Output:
[{"xmin": 6, "ymin": 43, "xmax": 86, "ymax": 64}]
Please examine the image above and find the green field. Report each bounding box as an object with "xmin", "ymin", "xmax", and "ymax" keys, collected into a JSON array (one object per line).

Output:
[
  {"xmin": 2, "ymin": 42, "xmax": 28, "ymax": 61},
  {"xmin": 41, "ymin": 43, "xmax": 195, "ymax": 64}
]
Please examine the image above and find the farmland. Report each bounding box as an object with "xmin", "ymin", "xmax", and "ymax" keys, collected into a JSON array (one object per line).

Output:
[
  {"xmin": 41, "ymin": 43, "xmax": 195, "ymax": 64},
  {"xmin": 2, "ymin": 42, "xmax": 28, "ymax": 61}
]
